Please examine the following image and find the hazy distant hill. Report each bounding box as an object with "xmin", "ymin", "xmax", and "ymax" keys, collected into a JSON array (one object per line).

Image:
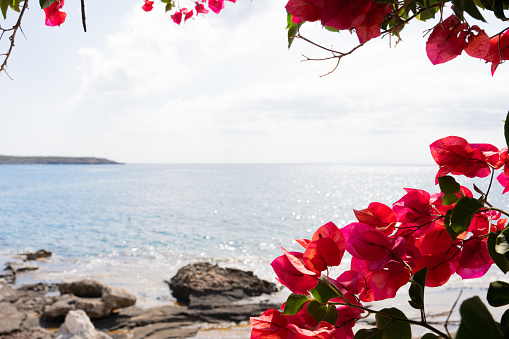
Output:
[{"xmin": 0, "ymin": 156, "xmax": 121, "ymax": 165}]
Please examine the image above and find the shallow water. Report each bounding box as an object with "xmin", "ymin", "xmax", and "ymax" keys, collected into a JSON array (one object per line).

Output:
[{"xmin": 0, "ymin": 163, "xmax": 507, "ymax": 335}]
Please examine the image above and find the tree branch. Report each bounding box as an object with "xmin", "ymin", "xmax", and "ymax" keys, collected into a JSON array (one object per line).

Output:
[{"xmin": 0, "ymin": 0, "xmax": 29, "ymax": 79}]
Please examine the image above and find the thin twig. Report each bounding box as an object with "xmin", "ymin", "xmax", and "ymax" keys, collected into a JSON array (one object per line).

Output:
[
  {"xmin": 445, "ymin": 291, "xmax": 462, "ymax": 337},
  {"xmin": 0, "ymin": 0, "xmax": 29, "ymax": 79}
]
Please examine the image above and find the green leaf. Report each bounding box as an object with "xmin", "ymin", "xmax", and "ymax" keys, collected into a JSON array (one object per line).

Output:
[
  {"xmin": 421, "ymin": 334, "xmax": 439, "ymax": 339},
  {"xmin": 310, "ymin": 280, "xmax": 340, "ymax": 304},
  {"xmin": 463, "ymin": 0, "xmax": 486, "ymax": 21},
  {"xmin": 313, "ymin": 304, "xmax": 328, "ymax": 323},
  {"xmin": 446, "ymin": 197, "xmax": 482, "ymax": 239},
  {"xmin": 354, "ymin": 328, "xmax": 383, "ymax": 339},
  {"xmin": 409, "ymin": 267, "xmax": 427, "ymax": 310},
  {"xmin": 496, "ymin": 228, "xmax": 509, "ymax": 255},
  {"xmin": 306, "ymin": 300, "xmax": 321, "ymax": 317},
  {"xmin": 9, "ymin": 0, "xmax": 21, "ymax": 13},
  {"xmin": 453, "ymin": 0, "xmax": 467, "ymax": 19},
  {"xmin": 165, "ymin": 3, "xmax": 174, "ymax": 12},
  {"xmin": 442, "ymin": 194, "xmax": 460, "ymax": 206},
  {"xmin": 324, "ymin": 25, "xmax": 339, "ymax": 32},
  {"xmin": 376, "ymin": 308, "xmax": 412, "ymax": 339},
  {"xmin": 488, "ymin": 281, "xmax": 509, "ymax": 307},
  {"xmin": 324, "ymin": 304, "xmax": 339, "ymax": 325},
  {"xmin": 505, "ymin": 111, "xmax": 509, "ymax": 150},
  {"xmin": 456, "ymin": 296, "xmax": 504, "ymax": 339},
  {"xmin": 282, "ymin": 293, "xmax": 309, "ymax": 315},
  {"xmin": 500, "ymin": 309, "xmax": 509, "ymax": 329},
  {"xmin": 1, "ymin": 0, "xmax": 9, "ymax": 19},
  {"xmin": 438, "ymin": 176, "xmax": 461, "ymax": 195},
  {"xmin": 488, "ymin": 230, "xmax": 509, "ymax": 274},
  {"xmin": 39, "ymin": 0, "xmax": 57, "ymax": 9},
  {"xmin": 287, "ymin": 21, "xmax": 303, "ymax": 49}
]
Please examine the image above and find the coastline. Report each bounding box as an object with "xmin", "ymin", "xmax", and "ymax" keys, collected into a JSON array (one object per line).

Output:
[{"xmin": 0, "ymin": 155, "xmax": 121, "ymax": 164}]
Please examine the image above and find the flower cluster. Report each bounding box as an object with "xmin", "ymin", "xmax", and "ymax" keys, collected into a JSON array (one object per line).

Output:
[
  {"xmin": 285, "ymin": 0, "xmax": 392, "ymax": 44},
  {"xmin": 142, "ymin": 0, "xmax": 236, "ymax": 25},
  {"xmin": 284, "ymin": 0, "xmax": 508, "ymax": 75},
  {"xmin": 250, "ymin": 135, "xmax": 509, "ymax": 338}
]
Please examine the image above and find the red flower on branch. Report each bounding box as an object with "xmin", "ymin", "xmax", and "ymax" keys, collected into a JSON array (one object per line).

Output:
[
  {"xmin": 195, "ymin": 2, "xmax": 209, "ymax": 14},
  {"xmin": 142, "ymin": 0, "xmax": 154, "ymax": 12},
  {"xmin": 484, "ymin": 29, "xmax": 509, "ymax": 75},
  {"xmin": 44, "ymin": 0, "xmax": 66, "ymax": 27},
  {"xmin": 208, "ymin": 0, "xmax": 225, "ymax": 14}
]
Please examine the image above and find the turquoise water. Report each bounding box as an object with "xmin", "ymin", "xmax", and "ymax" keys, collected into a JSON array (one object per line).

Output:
[{"xmin": 0, "ymin": 164, "xmax": 506, "ymax": 309}]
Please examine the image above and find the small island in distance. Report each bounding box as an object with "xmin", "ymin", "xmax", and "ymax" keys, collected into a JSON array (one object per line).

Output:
[{"xmin": 0, "ymin": 155, "xmax": 121, "ymax": 165}]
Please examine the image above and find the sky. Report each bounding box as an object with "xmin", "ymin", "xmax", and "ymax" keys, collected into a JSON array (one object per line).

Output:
[{"xmin": 0, "ymin": 0, "xmax": 508, "ymax": 164}]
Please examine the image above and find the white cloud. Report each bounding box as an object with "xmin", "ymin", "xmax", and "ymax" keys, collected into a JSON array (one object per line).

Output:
[{"xmin": 3, "ymin": 0, "xmax": 506, "ymax": 163}]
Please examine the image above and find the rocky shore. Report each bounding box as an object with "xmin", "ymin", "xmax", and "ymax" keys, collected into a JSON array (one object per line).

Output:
[{"xmin": 0, "ymin": 251, "xmax": 280, "ymax": 339}]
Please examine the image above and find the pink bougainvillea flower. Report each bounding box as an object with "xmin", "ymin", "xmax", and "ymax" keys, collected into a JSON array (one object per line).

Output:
[
  {"xmin": 44, "ymin": 0, "xmax": 67, "ymax": 27},
  {"xmin": 497, "ymin": 171, "xmax": 509, "ymax": 194},
  {"xmin": 464, "ymin": 26, "xmax": 490, "ymax": 60},
  {"xmin": 286, "ymin": 321, "xmax": 336, "ymax": 338},
  {"xmin": 195, "ymin": 2, "xmax": 209, "ymax": 14},
  {"xmin": 355, "ymin": 3, "xmax": 392, "ymax": 44},
  {"xmin": 285, "ymin": 0, "xmax": 325, "ymax": 23},
  {"xmin": 343, "ymin": 223, "xmax": 391, "ymax": 263},
  {"xmin": 457, "ymin": 237, "xmax": 493, "ymax": 279},
  {"xmin": 354, "ymin": 202, "xmax": 397, "ymax": 235},
  {"xmin": 321, "ymin": 0, "xmax": 372, "ymax": 30},
  {"xmin": 208, "ymin": 0, "xmax": 225, "ymax": 14},
  {"xmin": 370, "ymin": 261, "xmax": 411, "ymax": 300},
  {"xmin": 414, "ymin": 247, "xmax": 460, "ymax": 287},
  {"xmin": 430, "ymin": 136, "xmax": 494, "ymax": 180},
  {"xmin": 183, "ymin": 8, "xmax": 194, "ymax": 22},
  {"xmin": 419, "ymin": 223, "xmax": 454, "ymax": 255},
  {"xmin": 142, "ymin": 0, "xmax": 154, "ymax": 12},
  {"xmin": 484, "ymin": 29, "xmax": 509, "ymax": 75},
  {"xmin": 171, "ymin": 11, "xmax": 183, "ymax": 24},
  {"xmin": 426, "ymin": 15, "xmax": 468, "ymax": 65},
  {"xmin": 393, "ymin": 188, "xmax": 434, "ymax": 229},
  {"xmin": 271, "ymin": 248, "xmax": 319, "ymax": 294},
  {"xmin": 250, "ymin": 308, "xmax": 289, "ymax": 339},
  {"xmin": 303, "ymin": 237, "xmax": 342, "ymax": 273}
]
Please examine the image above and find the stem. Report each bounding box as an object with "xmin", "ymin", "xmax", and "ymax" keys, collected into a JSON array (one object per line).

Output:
[
  {"xmin": 485, "ymin": 168, "xmax": 495, "ymax": 203},
  {"xmin": 330, "ymin": 300, "xmax": 450, "ymax": 338},
  {"xmin": 0, "ymin": 0, "xmax": 29, "ymax": 79}
]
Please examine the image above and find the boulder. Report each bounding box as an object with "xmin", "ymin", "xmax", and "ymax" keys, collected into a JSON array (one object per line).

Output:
[
  {"xmin": 43, "ymin": 295, "xmax": 111, "ymax": 319},
  {"xmin": 59, "ymin": 280, "xmax": 106, "ymax": 298},
  {"xmin": 53, "ymin": 310, "xmax": 112, "ymax": 339},
  {"xmin": 168, "ymin": 262, "xmax": 277, "ymax": 304},
  {"xmin": 101, "ymin": 286, "xmax": 136, "ymax": 309}
]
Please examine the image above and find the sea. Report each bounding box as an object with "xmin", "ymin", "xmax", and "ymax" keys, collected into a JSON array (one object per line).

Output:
[{"xmin": 0, "ymin": 164, "xmax": 507, "ymax": 334}]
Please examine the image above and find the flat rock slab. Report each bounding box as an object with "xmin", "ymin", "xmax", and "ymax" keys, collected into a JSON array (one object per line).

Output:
[
  {"xmin": 0, "ymin": 302, "xmax": 25, "ymax": 334},
  {"xmin": 130, "ymin": 322, "xmax": 199, "ymax": 339}
]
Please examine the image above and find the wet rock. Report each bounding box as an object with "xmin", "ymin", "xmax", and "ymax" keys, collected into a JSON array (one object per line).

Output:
[
  {"xmin": 54, "ymin": 310, "xmax": 112, "ymax": 339},
  {"xmin": 59, "ymin": 280, "xmax": 106, "ymax": 298},
  {"xmin": 168, "ymin": 262, "xmax": 277, "ymax": 304},
  {"xmin": 0, "ymin": 269, "xmax": 16, "ymax": 284},
  {"xmin": 102, "ymin": 286, "xmax": 136, "ymax": 310},
  {"xmin": 20, "ymin": 250, "xmax": 52, "ymax": 261}
]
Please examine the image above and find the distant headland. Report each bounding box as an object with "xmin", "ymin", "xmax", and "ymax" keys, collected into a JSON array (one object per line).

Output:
[{"xmin": 0, "ymin": 155, "xmax": 122, "ymax": 165}]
